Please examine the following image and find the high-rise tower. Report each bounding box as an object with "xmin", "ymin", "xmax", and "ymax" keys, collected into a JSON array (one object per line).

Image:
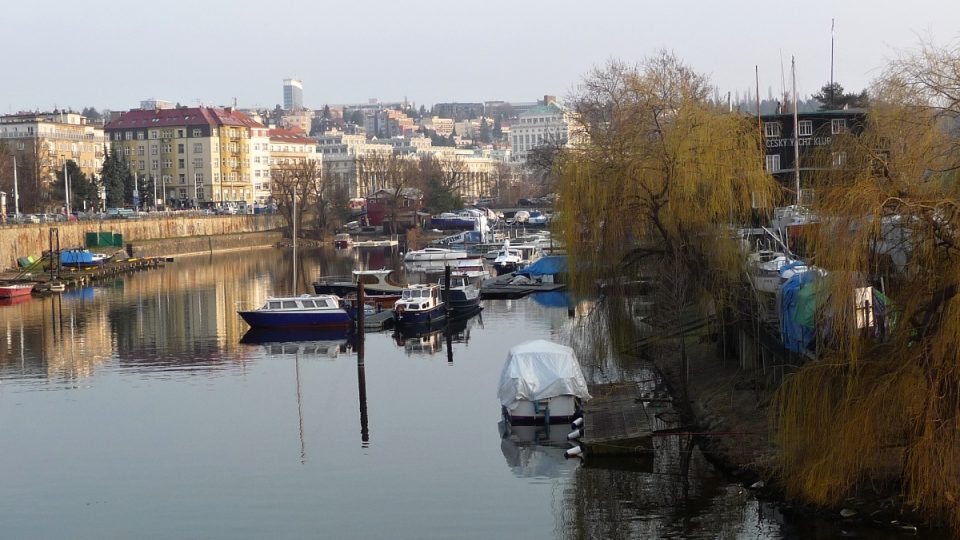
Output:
[{"xmin": 283, "ymin": 78, "xmax": 303, "ymax": 110}]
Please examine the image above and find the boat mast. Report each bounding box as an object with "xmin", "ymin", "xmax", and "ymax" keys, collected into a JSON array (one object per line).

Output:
[
  {"xmin": 792, "ymin": 56, "xmax": 801, "ymax": 207},
  {"xmin": 292, "ymin": 185, "xmax": 298, "ymax": 294}
]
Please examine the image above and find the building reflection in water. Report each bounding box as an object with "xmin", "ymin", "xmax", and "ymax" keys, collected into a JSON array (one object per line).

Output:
[{"xmin": 0, "ymin": 246, "xmax": 373, "ymax": 383}]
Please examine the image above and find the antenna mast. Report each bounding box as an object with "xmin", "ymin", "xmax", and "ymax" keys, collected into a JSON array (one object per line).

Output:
[
  {"xmin": 792, "ymin": 57, "xmax": 801, "ymax": 206},
  {"xmin": 830, "ymin": 18, "xmax": 835, "ymax": 109}
]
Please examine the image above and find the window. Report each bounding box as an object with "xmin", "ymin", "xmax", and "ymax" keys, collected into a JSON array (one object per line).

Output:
[
  {"xmin": 798, "ymin": 120, "xmax": 813, "ymax": 137},
  {"xmin": 193, "ymin": 158, "xmax": 203, "ymax": 168},
  {"xmin": 137, "ymin": 131, "xmax": 145, "ymax": 140},
  {"xmin": 138, "ymin": 160, "xmax": 145, "ymax": 170},
  {"xmin": 197, "ymin": 188, "xmax": 205, "ymax": 200},
  {"xmin": 177, "ymin": 129, "xmax": 184, "ymax": 138},
  {"xmin": 149, "ymin": 131, "xmax": 158, "ymax": 140},
  {"xmin": 765, "ymin": 154, "xmax": 781, "ymax": 173},
  {"xmin": 179, "ymin": 174, "xmax": 186, "ymax": 185},
  {"xmin": 152, "ymin": 160, "xmax": 158, "ymax": 170},
  {"xmin": 162, "ymin": 143, "xmax": 172, "ymax": 153},
  {"xmin": 151, "ymin": 145, "xmax": 158, "ymax": 155},
  {"xmin": 832, "ymin": 152, "xmax": 847, "ymax": 167},
  {"xmin": 178, "ymin": 159, "xmax": 185, "ymax": 169},
  {"xmin": 177, "ymin": 143, "xmax": 185, "ymax": 154},
  {"xmin": 192, "ymin": 129, "xmax": 201, "ymax": 137},
  {"xmin": 831, "ymin": 119, "xmax": 847, "ymax": 134},
  {"xmin": 162, "ymin": 159, "xmax": 172, "ymax": 168},
  {"xmin": 764, "ymin": 122, "xmax": 781, "ymax": 138},
  {"xmin": 193, "ymin": 143, "xmax": 202, "ymax": 153},
  {"xmin": 123, "ymin": 147, "xmax": 130, "ymax": 156},
  {"xmin": 125, "ymin": 131, "xmax": 133, "ymax": 140},
  {"xmin": 138, "ymin": 146, "xmax": 145, "ymax": 156}
]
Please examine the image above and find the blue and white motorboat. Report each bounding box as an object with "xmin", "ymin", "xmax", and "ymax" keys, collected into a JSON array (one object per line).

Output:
[
  {"xmin": 238, "ymin": 294, "xmax": 353, "ymax": 330},
  {"xmin": 442, "ymin": 272, "xmax": 482, "ymax": 313},
  {"xmin": 392, "ymin": 284, "xmax": 447, "ymax": 326}
]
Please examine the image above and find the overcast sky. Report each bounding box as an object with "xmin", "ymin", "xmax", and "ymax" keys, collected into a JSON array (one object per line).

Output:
[{"xmin": 6, "ymin": 0, "xmax": 959, "ymax": 113}]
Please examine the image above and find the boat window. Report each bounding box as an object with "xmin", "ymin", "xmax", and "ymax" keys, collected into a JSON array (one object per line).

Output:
[
  {"xmin": 300, "ymin": 300, "xmax": 316, "ymax": 308},
  {"xmin": 402, "ymin": 290, "xmax": 411, "ymax": 299},
  {"xmin": 282, "ymin": 301, "xmax": 298, "ymax": 309},
  {"xmin": 268, "ymin": 301, "xmax": 282, "ymax": 309},
  {"xmin": 316, "ymin": 299, "xmax": 333, "ymax": 308}
]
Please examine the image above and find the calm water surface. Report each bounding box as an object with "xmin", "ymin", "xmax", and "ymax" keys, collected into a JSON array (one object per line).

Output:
[{"xmin": 0, "ymin": 246, "xmax": 874, "ymax": 539}]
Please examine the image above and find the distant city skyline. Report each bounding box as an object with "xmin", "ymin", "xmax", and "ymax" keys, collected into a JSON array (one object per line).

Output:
[{"xmin": 5, "ymin": 0, "xmax": 960, "ymax": 113}]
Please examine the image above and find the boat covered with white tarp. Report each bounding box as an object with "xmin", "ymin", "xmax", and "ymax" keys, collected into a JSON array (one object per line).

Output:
[{"xmin": 497, "ymin": 339, "xmax": 591, "ymax": 424}]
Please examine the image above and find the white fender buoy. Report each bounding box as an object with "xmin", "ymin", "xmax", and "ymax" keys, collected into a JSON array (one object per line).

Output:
[
  {"xmin": 567, "ymin": 429, "xmax": 582, "ymax": 440},
  {"xmin": 571, "ymin": 417, "xmax": 584, "ymax": 428},
  {"xmin": 564, "ymin": 445, "xmax": 583, "ymax": 459}
]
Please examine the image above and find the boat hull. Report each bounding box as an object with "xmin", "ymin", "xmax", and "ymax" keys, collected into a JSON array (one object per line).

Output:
[
  {"xmin": 502, "ymin": 396, "xmax": 580, "ymax": 425},
  {"xmin": 238, "ymin": 310, "xmax": 353, "ymax": 330},
  {"xmin": 494, "ymin": 262, "xmax": 519, "ymax": 275},
  {"xmin": 393, "ymin": 303, "xmax": 447, "ymax": 326},
  {"xmin": 0, "ymin": 284, "xmax": 35, "ymax": 298}
]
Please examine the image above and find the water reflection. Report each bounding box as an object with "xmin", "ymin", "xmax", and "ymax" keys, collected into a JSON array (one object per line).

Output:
[{"xmin": 0, "ymin": 246, "xmax": 858, "ymax": 539}]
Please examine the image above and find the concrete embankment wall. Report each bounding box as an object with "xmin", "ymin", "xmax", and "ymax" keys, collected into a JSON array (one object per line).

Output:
[{"xmin": 0, "ymin": 215, "xmax": 285, "ymax": 269}]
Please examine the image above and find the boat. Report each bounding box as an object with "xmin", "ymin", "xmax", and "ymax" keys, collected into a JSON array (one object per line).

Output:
[
  {"xmin": 392, "ymin": 283, "xmax": 447, "ymax": 326},
  {"xmin": 492, "ymin": 239, "xmax": 545, "ymax": 276},
  {"xmin": 497, "ymin": 339, "xmax": 591, "ymax": 425},
  {"xmin": 0, "ymin": 283, "xmax": 34, "ymax": 298},
  {"xmin": 313, "ymin": 269, "xmax": 405, "ymax": 303},
  {"xmin": 238, "ymin": 294, "xmax": 353, "ymax": 330},
  {"xmin": 429, "ymin": 208, "xmax": 489, "ymax": 231},
  {"xmin": 747, "ymin": 250, "xmax": 806, "ymax": 294},
  {"xmin": 441, "ymin": 272, "xmax": 482, "ymax": 312},
  {"xmin": 353, "ymin": 238, "xmax": 399, "ymax": 247},
  {"xmin": 60, "ymin": 249, "xmax": 109, "ymax": 267},
  {"xmin": 404, "ymin": 256, "xmax": 486, "ymax": 275},
  {"xmin": 333, "ymin": 233, "xmax": 353, "ymax": 249},
  {"xmin": 403, "ymin": 247, "xmax": 470, "ymax": 263}
]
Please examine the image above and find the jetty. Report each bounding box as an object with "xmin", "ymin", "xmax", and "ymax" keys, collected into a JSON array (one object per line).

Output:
[{"xmin": 579, "ymin": 382, "xmax": 658, "ymax": 456}]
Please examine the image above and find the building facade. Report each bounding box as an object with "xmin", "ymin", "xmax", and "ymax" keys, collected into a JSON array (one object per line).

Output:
[
  {"xmin": 760, "ymin": 109, "xmax": 866, "ymax": 199},
  {"xmin": 105, "ymin": 106, "xmax": 268, "ymax": 208},
  {"xmin": 510, "ymin": 96, "xmax": 574, "ymax": 163},
  {"xmin": 283, "ymin": 78, "xmax": 304, "ymax": 111},
  {"xmin": 0, "ymin": 111, "xmax": 107, "ymax": 180},
  {"xmin": 266, "ymin": 127, "xmax": 320, "ymax": 204}
]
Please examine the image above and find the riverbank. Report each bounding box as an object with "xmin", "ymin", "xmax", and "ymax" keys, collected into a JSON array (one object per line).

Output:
[
  {"xmin": 649, "ymin": 334, "xmax": 939, "ymax": 536},
  {"xmin": 0, "ymin": 214, "xmax": 284, "ymax": 270}
]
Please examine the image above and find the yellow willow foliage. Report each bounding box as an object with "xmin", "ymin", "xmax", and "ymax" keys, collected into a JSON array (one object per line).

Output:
[
  {"xmin": 773, "ymin": 48, "xmax": 960, "ymax": 529},
  {"xmin": 556, "ymin": 56, "xmax": 778, "ymax": 298}
]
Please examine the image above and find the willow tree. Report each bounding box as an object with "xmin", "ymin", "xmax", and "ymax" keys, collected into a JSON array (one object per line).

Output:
[
  {"xmin": 556, "ymin": 53, "xmax": 776, "ymax": 300},
  {"xmin": 772, "ymin": 40, "xmax": 960, "ymax": 530}
]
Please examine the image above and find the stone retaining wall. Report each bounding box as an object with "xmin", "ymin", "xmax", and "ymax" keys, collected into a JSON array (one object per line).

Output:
[{"xmin": 0, "ymin": 215, "xmax": 284, "ymax": 270}]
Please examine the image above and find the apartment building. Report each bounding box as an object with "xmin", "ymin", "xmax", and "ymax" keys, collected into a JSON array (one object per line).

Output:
[
  {"xmin": 105, "ymin": 106, "xmax": 268, "ymax": 208},
  {"xmin": 0, "ymin": 111, "xmax": 106, "ymax": 179},
  {"xmin": 265, "ymin": 127, "xmax": 320, "ymax": 204}
]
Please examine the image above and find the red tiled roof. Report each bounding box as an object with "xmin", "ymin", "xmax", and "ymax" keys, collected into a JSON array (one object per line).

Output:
[
  {"xmin": 105, "ymin": 107, "xmax": 264, "ymax": 130},
  {"xmin": 269, "ymin": 127, "xmax": 315, "ymax": 145}
]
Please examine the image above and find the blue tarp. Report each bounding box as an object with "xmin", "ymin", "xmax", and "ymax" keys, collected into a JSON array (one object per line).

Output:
[
  {"xmin": 60, "ymin": 250, "xmax": 94, "ymax": 265},
  {"xmin": 517, "ymin": 255, "xmax": 567, "ymax": 278},
  {"xmin": 780, "ymin": 270, "xmax": 820, "ymax": 353}
]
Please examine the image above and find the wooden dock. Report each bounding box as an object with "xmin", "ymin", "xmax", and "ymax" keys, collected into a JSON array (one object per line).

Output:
[
  {"xmin": 480, "ymin": 282, "xmax": 566, "ymax": 299},
  {"xmin": 580, "ymin": 383, "xmax": 656, "ymax": 456},
  {"xmin": 2, "ymin": 257, "xmax": 168, "ymax": 294}
]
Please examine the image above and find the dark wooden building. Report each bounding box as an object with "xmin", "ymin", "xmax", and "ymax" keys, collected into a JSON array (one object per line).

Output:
[{"xmin": 759, "ymin": 108, "xmax": 866, "ymax": 200}]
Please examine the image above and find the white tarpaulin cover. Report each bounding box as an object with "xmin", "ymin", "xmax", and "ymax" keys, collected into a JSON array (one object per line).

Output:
[{"xmin": 497, "ymin": 339, "xmax": 592, "ymax": 409}]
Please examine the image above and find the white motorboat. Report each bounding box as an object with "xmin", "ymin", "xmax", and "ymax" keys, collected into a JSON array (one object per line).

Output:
[
  {"xmin": 403, "ymin": 247, "xmax": 470, "ymax": 263},
  {"xmin": 497, "ymin": 339, "xmax": 591, "ymax": 425}
]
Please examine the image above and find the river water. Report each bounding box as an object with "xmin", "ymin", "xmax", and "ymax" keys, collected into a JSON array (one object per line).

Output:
[{"xmin": 0, "ymin": 246, "xmax": 892, "ymax": 539}]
